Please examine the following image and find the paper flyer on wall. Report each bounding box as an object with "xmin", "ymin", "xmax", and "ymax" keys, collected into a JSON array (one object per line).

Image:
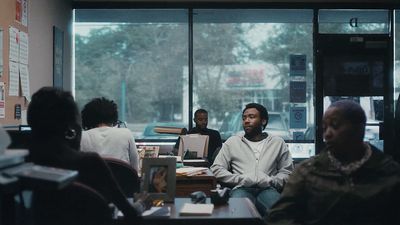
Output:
[
  {"xmin": 19, "ymin": 63, "xmax": 30, "ymax": 100},
  {"xmin": 19, "ymin": 31, "xmax": 28, "ymax": 65},
  {"xmin": 293, "ymin": 131, "xmax": 305, "ymax": 141},
  {"xmin": 290, "ymin": 107, "xmax": 307, "ymax": 129},
  {"xmin": 290, "ymin": 81, "xmax": 306, "ymax": 103},
  {"xmin": 21, "ymin": 0, "xmax": 28, "ymax": 26},
  {"xmin": 9, "ymin": 61, "xmax": 19, "ymax": 96},
  {"xmin": 0, "ymin": 82, "xmax": 5, "ymax": 118},
  {"xmin": 9, "ymin": 26, "xmax": 19, "ymax": 62},
  {"xmin": 0, "ymin": 28, "xmax": 3, "ymax": 77},
  {"xmin": 16, "ymin": 0, "xmax": 22, "ymax": 23},
  {"xmin": 16, "ymin": 0, "xmax": 28, "ymax": 26},
  {"xmin": 289, "ymin": 54, "xmax": 306, "ymax": 76}
]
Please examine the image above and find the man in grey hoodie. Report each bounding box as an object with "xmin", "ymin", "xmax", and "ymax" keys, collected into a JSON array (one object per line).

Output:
[{"xmin": 211, "ymin": 103, "xmax": 293, "ymax": 216}]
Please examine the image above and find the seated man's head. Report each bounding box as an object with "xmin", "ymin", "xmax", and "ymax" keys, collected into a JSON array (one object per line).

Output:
[
  {"xmin": 242, "ymin": 103, "xmax": 269, "ymax": 138},
  {"xmin": 81, "ymin": 97, "xmax": 118, "ymax": 130},
  {"xmin": 27, "ymin": 87, "xmax": 82, "ymax": 149},
  {"xmin": 323, "ymin": 100, "xmax": 366, "ymax": 155},
  {"xmin": 194, "ymin": 109, "xmax": 208, "ymax": 130}
]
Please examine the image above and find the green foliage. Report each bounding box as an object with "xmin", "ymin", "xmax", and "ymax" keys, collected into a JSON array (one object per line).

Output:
[
  {"xmin": 75, "ymin": 24, "xmax": 187, "ymax": 122},
  {"xmin": 75, "ymin": 18, "xmax": 400, "ymax": 128}
]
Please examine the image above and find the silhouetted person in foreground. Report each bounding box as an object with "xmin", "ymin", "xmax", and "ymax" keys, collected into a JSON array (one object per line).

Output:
[
  {"xmin": 267, "ymin": 100, "xmax": 400, "ymax": 225},
  {"xmin": 28, "ymin": 87, "xmax": 149, "ymax": 225}
]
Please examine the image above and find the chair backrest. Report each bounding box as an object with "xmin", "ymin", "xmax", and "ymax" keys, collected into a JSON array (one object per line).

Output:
[
  {"xmin": 32, "ymin": 182, "xmax": 113, "ymax": 225},
  {"xmin": 103, "ymin": 157, "xmax": 140, "ymax": 197}
]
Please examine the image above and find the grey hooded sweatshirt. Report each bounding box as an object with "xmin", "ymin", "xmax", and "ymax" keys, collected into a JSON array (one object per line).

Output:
[{"xmin": 211, "ymin": 133, "xmax": 293, "ymax": 191}]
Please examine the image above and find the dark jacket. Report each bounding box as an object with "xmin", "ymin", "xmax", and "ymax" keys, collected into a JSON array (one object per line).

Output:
[
  {"xmin": 30, "ymin": 137, "xmax": 141, "ymax": 224},
  {"xmin": 267, "ymin": 145, "xmax": 400, "ymax": 225}
]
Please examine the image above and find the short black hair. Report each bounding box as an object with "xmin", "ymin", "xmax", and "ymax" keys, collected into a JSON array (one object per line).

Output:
[
  {"xmin": 81, "ymin": 97, "xmax": 118, "ymax": 130},
  {"xmin": 28, "ymin": 87, "xmax": 79, "ymax": 136},
  {"xmin": 243, "ymin": 103, "xmax": 269, "ymax": 129},
  {"xmin": 194, "ymin": 109, "xmax": 208, "ymax": 118},
  {"xmin": 329, "ymin": 100, "xmax": 366, "ymax": 127}
]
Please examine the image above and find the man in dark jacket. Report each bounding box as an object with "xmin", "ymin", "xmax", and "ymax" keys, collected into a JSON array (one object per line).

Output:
[{"xmin": 175, "ymin": 109, "xmax": 222, "ymax": 164}]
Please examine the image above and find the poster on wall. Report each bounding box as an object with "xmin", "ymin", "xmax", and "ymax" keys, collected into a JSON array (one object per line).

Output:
[
  {"xmin": 0, "ymin": 82, "xmax": 5, "ymax": 118},
  {"xmin": 19, "ymin": 31, "xmax": 30, "ymax": 100},
  {"xmin": 8, "ymin": 61, "xmax": 19, "ymax": 96},
  {"xmin": 293, "ymin": 131, "xmax": 305, "ymax": 141},
  {"xmin": 290, "ymin": 107, "xmax": 307, "ymax": 129},
  {"xmin": 19, "ymin": 63, "xmax": 30, "ymax": 100},
  {"xmin": 16, "ymin": 0, "xmax": 28, "ymax": 26},
  {"xmin": 0, "ymin": 28, "xmax": 3, "ymax": 77},
  {"xmin": 19, "ymin": 31, "xmax": 28, "ymax": 65},
  {"xmin": 9, "ymin": 26, "xmax": 19, "ymax": 63},
  {"xmin": 290, "ymin": 81, "xmax": 306, "ymax": 103}
]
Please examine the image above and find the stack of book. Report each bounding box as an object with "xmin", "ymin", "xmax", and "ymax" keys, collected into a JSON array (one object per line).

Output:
[
  {"xmin": 176, "ymin": 167, "xmax": 208, "ymax": 176},
  {"xmin": 154, "ymin": 126, "xmax": 187, "ymax": 135},
  {"xmin": 179, "ymin": 203, "xmax": 214, "ymax": 216}
]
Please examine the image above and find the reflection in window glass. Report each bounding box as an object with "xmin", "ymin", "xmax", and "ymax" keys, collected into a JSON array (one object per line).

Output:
[
  {"xmin": 395, "ymin": 10, "xmax": 399, "ymax": 154},
  {"xmin": 319, "ymin": 9, "xmax": 389, "ymax": 34},
  {"xmin": 74, "ymin": 9, "xmax": 188, "ymax": 139},
  {"xmin": 193, "ymin": 9, "xmax": 314, "ymax": 144},
  {"xmin": 323, "ymin": 96, "xmax": 383, "ymax": 143},
  {"xmin": 395, "ymin": 11, "xmax": 400, "ymax": 107}
]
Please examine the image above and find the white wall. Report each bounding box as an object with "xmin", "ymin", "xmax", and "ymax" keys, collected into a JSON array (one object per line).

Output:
[{"xmin": 29, "ymin": 0, "xmax": 73, "ymax": 94}]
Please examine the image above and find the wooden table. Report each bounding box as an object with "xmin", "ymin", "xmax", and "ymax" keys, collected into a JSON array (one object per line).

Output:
[
  {"xmin": 182, "ymin": 159, "xmax": 209, "ymax": 167},
  {"xmin": 175, "ymin": 169, "xmax": 216, "ymax": 197},
  {"xmin": 143, "ymin": 197, "xmax": 263, "ymax": 225}
]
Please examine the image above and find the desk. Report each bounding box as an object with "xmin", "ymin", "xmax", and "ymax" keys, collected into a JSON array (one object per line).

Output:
[
  {"xmin": 182, "ymin": 159, "xmax": 209, "ymax": 167},
  {"xmin": 143, "ymin": 197, "xmax": 263, "ymax": 225},
  {"xmin": 176, "ymin": 169, "xmax": 216, "ymax": 197}
]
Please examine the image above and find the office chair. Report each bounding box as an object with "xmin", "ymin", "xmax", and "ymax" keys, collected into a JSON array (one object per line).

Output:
[
  {"xmin": 31, "ymin": 182, "xmax": 113, "ymax": 225},
  {"xmin": 103, "ymin": 157, "xmax": 141, "ymax": 197}
]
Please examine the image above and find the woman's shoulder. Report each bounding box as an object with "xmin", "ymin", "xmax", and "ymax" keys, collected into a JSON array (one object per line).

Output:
[
  {"xmin": 367, "ymin": 147, "xmax": 400, "ymax": 174},
  {"xmin": 109, "ymin": 127, "xmax": 133, "ymax": 137}
]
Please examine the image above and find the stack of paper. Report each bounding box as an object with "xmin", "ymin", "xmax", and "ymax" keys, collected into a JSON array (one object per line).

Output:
[
  {"xmin": 142, "ymin": 206, "xmax": 171, "ymax": 217},
  {"xmin": 154, "ymin": 126, "xmax": 186, "ymax": 135},
  {"xmin": 176, "ymin": 167, "xmax": 208, "ymax": 176},
  {"xmin": 179, "ymin": 203, "xmax": 214, "ymax": 216}
]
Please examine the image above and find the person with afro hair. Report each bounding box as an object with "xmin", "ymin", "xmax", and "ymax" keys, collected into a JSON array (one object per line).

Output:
[{"xmin": 80, "ymin": 97, "xmax": 139, "ymax": 171}]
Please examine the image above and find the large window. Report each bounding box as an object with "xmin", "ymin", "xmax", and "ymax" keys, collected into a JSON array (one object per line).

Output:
[
  {"xmin": 74, "ymin": 9, "xmax": 314, "ymax": 146},
  {"xmin": 192, "ymin": 9, "xmax": 314, "ymax": 157},
  {"xmin": 74, "ymin": 9, "xmax": 314, "ymax": 157},
  {"xmin": 74, "ymin": 8, "xmax": 398, "ymax": 158},
  {"xmin": 74, "ymin": 9, "xmax": 188, "ymax": 138}
]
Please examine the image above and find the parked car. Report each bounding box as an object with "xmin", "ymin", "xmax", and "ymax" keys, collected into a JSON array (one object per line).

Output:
[
  {"xmin": 365, "ymin": 120, "xmax": 380, "ymax": 141},
  {"xmin": 303, "ymin": 120, "xmax": 380, "ymax": 142},
  {"xmin": 304, "ymin": 125, "xmax": 315, "ymax": 141},
  {"xmin": 138, "ymin": 122, "xmax": 186, "ymax": 140},
  {"xmin": 219, "ymin": 112, "xmax": 291, "ymax": 140}
]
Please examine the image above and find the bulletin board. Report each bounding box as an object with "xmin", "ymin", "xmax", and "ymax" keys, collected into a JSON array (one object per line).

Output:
[{"xmin": 0, "ymin": 0, "xmax": 29, "ymax": 125}]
